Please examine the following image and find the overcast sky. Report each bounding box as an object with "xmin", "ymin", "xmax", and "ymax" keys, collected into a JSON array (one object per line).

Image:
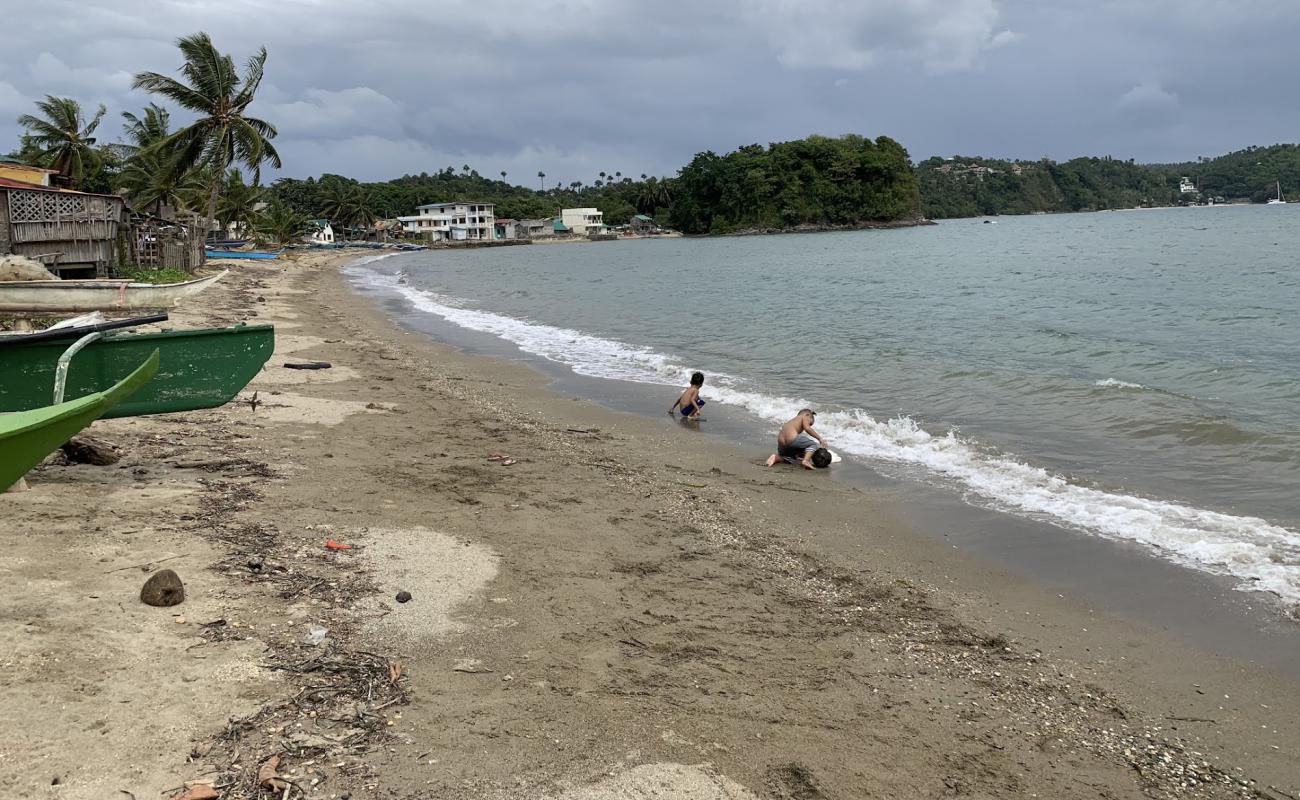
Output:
[{"xmin": 2, "ymin": 0, "xmax": 1297, "ymax": 185}]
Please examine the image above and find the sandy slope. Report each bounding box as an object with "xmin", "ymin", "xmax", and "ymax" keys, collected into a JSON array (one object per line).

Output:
[{"xmin": 1, "ymin": 251, "xmax": 1296, "ymax": 800}]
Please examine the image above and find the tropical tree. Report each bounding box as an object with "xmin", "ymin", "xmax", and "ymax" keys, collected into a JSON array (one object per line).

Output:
[
  {"xmin": 117, "ymin": 148, "xmax": 206, "ymax": 214},
  {"xmin": 132, "ymin": 32, "xmax": 281, "ymax": 230},
  {"xmin": 317, "ymin": 177, "xmax": 373, "ymax": 230},
  {"xmin": 257, "ymin": 199, "xmax": 310, "ymax": 245},
  {"xmin": 500, "ymin": 170, "xmax": 507, "ymax": 181},
  {"xmin": 116, "ymin": 104, "xmax": 172, "ymax": 158},
  {"xmin": 216, "ymin": 170, "xmax": 265, "ymax": 235},
  {"xmin": 17, "ymin": 95, "xmax": 107, "ymax": 186},
  {"xmin": 537, "ymin": 170, "xmax": 545, "ymax": 190}
]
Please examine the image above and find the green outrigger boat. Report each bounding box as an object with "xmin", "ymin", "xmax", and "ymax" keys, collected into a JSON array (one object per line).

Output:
[
  {"xmin": 1, "ymin": 350, "xmax": 159, "ymax": 491},
  {"xmin": 0, "ymin": 324, "xmax": 274, "ymax": 419}
]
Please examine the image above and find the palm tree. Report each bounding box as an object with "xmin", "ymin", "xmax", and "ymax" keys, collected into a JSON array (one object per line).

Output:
[
  {"xmin": 317, "ymin": 178, "xmax": 374, "ymax": 231},
  {"xmin": 216, "ymin": 170, "xmax": 265, "ymax": 236},
  {"xmin": 17, "ymin": 96, "xmax": 107, "ymax": 186},
  {"xmin": 117, "ymin": 104, "xmax": 172, "ymax": 157},
  {"xmin": 537, "ymin": 170, "xmax": 546, "ymax": 191},
  {"xmin": 118, "ymin": 148, "xmax": 206, "ymax": 215},
  {"xmin": 257, "ymin": 199, "xmax": 310, "ymax": 245},
  {"xmin": 132, "ymin": 32, "xmax": 281, "ymax": 233},
  {"xmin": 500, "ymin": 170, "xmax": 508, "ymax": 182}
]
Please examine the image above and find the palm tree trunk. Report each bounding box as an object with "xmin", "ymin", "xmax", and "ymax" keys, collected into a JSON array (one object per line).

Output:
[{"xmin": 205, "ymin": 178, "xmax": 221, "ymax": 242}]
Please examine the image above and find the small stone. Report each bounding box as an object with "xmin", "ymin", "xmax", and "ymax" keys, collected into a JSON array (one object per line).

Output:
[
  {"xmin": 140, "ymin": 569, "xmax": 185, "ymax": 607},
  {"xmin": 396, "ymin": 591, "xmax": 412, "ymax": 603}
]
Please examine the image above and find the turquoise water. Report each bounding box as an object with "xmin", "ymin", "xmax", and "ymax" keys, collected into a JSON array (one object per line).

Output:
[{"xmin": 349, "ymin": 205, "xmax": 1300, "ymax": 605}]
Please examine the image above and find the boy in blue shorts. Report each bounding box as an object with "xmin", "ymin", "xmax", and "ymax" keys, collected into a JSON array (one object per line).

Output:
[{"xmin": 669, "ymin": 372, "xmax": 707, "ymax": 422}]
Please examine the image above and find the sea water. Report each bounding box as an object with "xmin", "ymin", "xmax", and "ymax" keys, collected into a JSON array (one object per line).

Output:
[{"xmin": 347, "ymin": 205, "xmax": 1300, "ymax": 607}]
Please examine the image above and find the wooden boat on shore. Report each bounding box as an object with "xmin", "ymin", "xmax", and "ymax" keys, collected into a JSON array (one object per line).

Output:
[
  {"xmin": 204, "ymin": 249, "xmax": 281, "ymax": 260},
  {"xmin": 0, "ymin": 313, "xmax": 168, "ymax": 348},
  {"xmin": 0, "ymin": 324, "xmax": 273, "ymax": 419},
  {"xmin": 0, "ymin": 350, "xmax": 159, "ymax": 490},
  {"xmin": 0, "ymin": 271, "xmax": 226, "ymax": 313}
]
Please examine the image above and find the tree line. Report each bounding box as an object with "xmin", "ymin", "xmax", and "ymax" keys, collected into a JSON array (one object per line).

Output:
[
  {"xmin": 8, "ymin": 34, "xmax": 1299, "ymax": 242},
  {"xmin": 917, "ymin": 144, "xmax": 1300, "ymax": 219}
]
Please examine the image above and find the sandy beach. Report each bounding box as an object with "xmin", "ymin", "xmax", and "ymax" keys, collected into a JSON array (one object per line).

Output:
[{"xmin": 3, "ymin": 251, "xmax": 1298, "ymax": 800}]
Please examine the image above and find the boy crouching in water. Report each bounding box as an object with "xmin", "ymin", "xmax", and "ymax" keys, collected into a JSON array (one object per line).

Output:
[
  {"xmin": 669, "ymin": 372, "xmax": 707, "ymax": 421},
  {"xmin": 767, "ymin": 408, "xmax": 831, "ymax": 470}
]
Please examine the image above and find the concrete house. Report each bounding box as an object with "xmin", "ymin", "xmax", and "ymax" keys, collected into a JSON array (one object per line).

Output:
[
  {"xmin": 560, "ymin": 207, "xmax": 605, "ymax": 236},
  {"xmin": 399, "ymin": 202, "xmax": 495, "ymax": 241}
]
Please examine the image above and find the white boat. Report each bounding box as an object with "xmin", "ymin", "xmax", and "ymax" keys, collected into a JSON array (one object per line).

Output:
[
  {"xmin": 0, "ymin": 270, "xmax": 227, "ymax": 313},
  {"xmin": 1267, "ymin": 180, "xmax": 1287, "ymax": 205}
]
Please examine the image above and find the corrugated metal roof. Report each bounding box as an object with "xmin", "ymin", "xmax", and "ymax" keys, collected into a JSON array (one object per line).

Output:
[{"xmin": 0, "ymin": 176, "xmax": 123, "ymax": 200}]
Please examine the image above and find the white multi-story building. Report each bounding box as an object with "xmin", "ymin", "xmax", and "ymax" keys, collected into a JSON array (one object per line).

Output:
[
  {"xmin": 399, "ymin": 201, "xmax": 495, "ymax": 240},
  {"xmin": 1179, "ymin": 177, "xmax": 1198, "ymax": 195},
  {"xmin": 560, "ymin": 207, "xmax": 605, "ymax": 236}
]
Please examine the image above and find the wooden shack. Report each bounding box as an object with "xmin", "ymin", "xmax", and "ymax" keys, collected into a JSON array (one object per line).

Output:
[{"xmin": 0, "ymin": 177, "xmax": 125, "ymax": 278}]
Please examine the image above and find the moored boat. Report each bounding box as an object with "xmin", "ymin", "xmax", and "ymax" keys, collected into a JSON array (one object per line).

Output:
[
  {"xmin": 0, "ymin": 324, "xmax": 274, "ymax": 418},
  {"xmin": 0, "ymin": 271, "xmax": 227, "ymax": 313},
  {"xmin": 0, "ymin": 350, "xmax": 159, "ymax": 490},
  {"xmin": 204, "ymin": 249, "xmax": 281, "ymax": 260}
]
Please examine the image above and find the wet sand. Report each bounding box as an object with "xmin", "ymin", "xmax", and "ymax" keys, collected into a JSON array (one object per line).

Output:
[{"xmin": 2, "ymin": 251, "xmax": 1297, "ymax": 800}]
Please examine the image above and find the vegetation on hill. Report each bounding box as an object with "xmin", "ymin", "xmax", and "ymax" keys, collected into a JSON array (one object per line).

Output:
[
  {"xmin": 668, "ymin": 135, "xmax": 921, "ymax": 234},
  {"xmin": 917, "ymin": 144, "xmax": 1300, "ymax": 219}
]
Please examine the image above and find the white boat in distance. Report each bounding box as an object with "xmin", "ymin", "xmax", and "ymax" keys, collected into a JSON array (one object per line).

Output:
[
  {"xmin": 0, "ymin": 270, "xmax": 227, "ymax": 313},
  {"xmin": 1267, "ymin": 180, "xmax": 1287, "ymax": 205}
]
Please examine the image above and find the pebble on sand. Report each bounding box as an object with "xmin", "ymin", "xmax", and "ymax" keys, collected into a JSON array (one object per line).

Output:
[{"xmin": 396, "ymin": 591, "xmax": 412, "ymax": 603}]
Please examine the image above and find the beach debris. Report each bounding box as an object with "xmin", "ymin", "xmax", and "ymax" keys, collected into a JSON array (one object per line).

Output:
[
  {"xmin": 284, "ymin": 361, "xmax": 332, "ymax": 370},
  {"xmin": 487, "ymin": 453, "xmax": 509, "ymax": 461},
  {"xmin": 325, "ymin": 539, "xmax": 352, "ymax": 551},
  {"xmin": 248, "ymin": 390, "xmax": 260, "ymax": 412},
  {"xmin": 167, "ymin": 783, "xmax": 218, "ymax": 800},
  {"xmin": 257, "ymin": 755, "xmax": 290, "ymax": 793},
  {"xmin": 5, "ymin": 477, "xmax": 28, "ymax": 493},
  {"xmin": 140, "ymin": 569, "xmax": 185, "ymax": 607},
  {"xmin": 452, "ymin": 658, "xmax": 493, "ymax": 674},
  {"xmin": 396, "ymin": 590, "xmax": 412, "ymax": 603},
  {"xmin": 60, "ymin": 435, "xmax": 120, "ymax": 465},
  {"xmin": 303, "ymin": 626, "xmax": 328, "ymax": 646}
]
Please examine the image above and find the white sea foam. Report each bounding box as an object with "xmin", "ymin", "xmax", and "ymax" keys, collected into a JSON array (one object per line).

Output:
[
  {"xmin": 351, "ymin": 268, "xmax": 1300, "ymax": 605},
  {"xmin": 1095, "ymin": 378, "xmax": 1147, "ymax": 390},
  {"xmin": 346, "ymin": 252, "xmax": 405, "ymax": 268}
]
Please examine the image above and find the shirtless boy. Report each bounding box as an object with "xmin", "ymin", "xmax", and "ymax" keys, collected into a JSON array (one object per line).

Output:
[
  {"xmin": 766, "ymin": 409, "xmax": 828, "ymax": 470},
  {"xmin": 669, "ymin": 372, "xmax": 707, "ymax": 421}
]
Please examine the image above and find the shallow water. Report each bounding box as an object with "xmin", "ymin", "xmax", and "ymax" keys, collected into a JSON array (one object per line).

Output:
[{"xmin": 347, "ymin": 204, "xmax": 1300, "ymax": 606}]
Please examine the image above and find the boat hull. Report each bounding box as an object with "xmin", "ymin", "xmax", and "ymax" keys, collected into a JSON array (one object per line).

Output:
[
  {"xmin": 204, "ymin": 250, "xmax": 281, "ymax": 260},
  {"xmin": 0, "ymin": 271, "xmax": 226, "ymax": 313},
  {"xmin": 0, "ymin": 350, "xmax": 159, "ymax": 490},
  {"xmin": 0, "ymin": 325, "xmax": 273, "ymax": 418}
]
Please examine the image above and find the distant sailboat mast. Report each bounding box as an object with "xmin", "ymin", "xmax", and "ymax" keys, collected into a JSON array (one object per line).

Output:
[{"xmin": 1267, "ymin": 179, "xmax": 1287, "ymax": 205}]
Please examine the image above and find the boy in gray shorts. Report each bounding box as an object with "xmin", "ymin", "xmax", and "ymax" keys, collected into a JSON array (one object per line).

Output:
[{"xmin": 766, "ymin": 409, "xmax": 829, "ymax": 470}]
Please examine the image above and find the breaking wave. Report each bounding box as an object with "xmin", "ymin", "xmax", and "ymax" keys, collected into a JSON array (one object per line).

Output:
[{"xmin": 348, "ymin": 266, "xmax": 1300, "ymax": 606}]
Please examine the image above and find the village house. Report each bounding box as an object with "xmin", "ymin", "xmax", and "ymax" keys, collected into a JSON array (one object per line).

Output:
[
  {"xmin": 307, "ymin": 219, "xmax": 335, "ymax": 244},
  {"xmin": 515, "ymin": 218, "xmax": 551, "ymax": 239},
  {"xmin": 0, "ymin": 157, "xmax": 57, "ymax": 188},
  {"xmin": 0, "ymin": 177, "xmax": 125, "ymax": 277},
  {"xmin": 629, "ymin": 214, "xmax": 657, "ymax": 235},
  {"xmin": 399, "ymin": 201, "xmax": 495, "ymax": 241},
  {"xmin": 493, "ymin": 218, "xmax": 516, "ymax": 240},
  {"xmin": 560, "ymin": 207, "xmax": 605, "ymax": 236}
]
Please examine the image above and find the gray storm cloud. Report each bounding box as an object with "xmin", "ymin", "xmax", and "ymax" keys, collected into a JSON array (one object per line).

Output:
[{"xmin": 1, "ymin": 0, "xmax": 1297, "ymax": 183}]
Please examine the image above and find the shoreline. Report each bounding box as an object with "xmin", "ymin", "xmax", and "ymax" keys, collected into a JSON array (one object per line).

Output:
[{"xmin": 2, "ymin": 250, "xmax": 1296, "ymax": 799}]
